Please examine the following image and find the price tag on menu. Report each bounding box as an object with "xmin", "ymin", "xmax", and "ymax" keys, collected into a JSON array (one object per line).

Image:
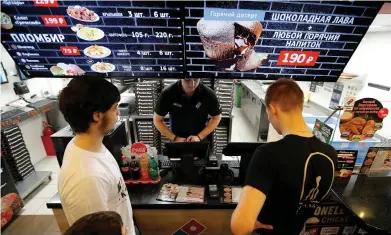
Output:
[
  {"xmin": 60, "ymin": 46, "xmax": 80, "ymax": 56},
  {"xmin": 41, "ymin": 16, "xmax": 67, "ymax": 26},
  {"xmin": 33, "ymin": 0, "xmax": 59, "ymax": 7},
  {"xmin": 277, "ymin": 51, "xmax": 320, "ymax": 66}
]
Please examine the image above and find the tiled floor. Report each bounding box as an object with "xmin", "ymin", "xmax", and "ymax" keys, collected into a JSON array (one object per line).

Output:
[
  {"xmin": 22, "ymin": 108, "xmax": 256, "ymax": 216},
  {"xmin": 21, "ymin": 157, "xmax": 60, "ymax": 216}
]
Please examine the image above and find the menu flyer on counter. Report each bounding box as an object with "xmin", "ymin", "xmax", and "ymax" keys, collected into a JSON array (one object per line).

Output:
[
  {"xmin": 0, "ymin": 1, "xmax": 383, "ymax": 81},
  {"xmin": 336, "ymin": 150, "xmax": 357, "ymax": 178},
  {"xmin": 156, "ymin": 184, "xmax": 205, "ymax": 203},
  {"xmin": 220, "ymin": 186, "xmax": 242, "ymax": 204},
  {"xmin": 360, "ymin": 147, "xmax": 391, "ymax": 174},
  {"xmin": 339, "ymin": 98, "xmax": 388, "ymax": 142}
]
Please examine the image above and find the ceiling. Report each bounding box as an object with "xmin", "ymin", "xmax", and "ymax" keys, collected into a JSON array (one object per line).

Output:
[{"xmin": 367, "ymin": 3, "xmax": 391, "ymax": 32}]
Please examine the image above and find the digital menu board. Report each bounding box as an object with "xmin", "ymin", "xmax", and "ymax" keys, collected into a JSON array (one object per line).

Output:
[
  {"xmin": 184, "ymin": 1, "xmax": 382, "ymax": 81},
  {"xmin": 1, "ymin": 0, "xmax": 184, "ymax": 78},
  {"xmin": 0, "ymin": 1, "xmax": 383, "ymax": 81}
]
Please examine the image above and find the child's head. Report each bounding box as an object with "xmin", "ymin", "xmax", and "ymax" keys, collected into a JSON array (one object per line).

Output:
[{"xmin": 64, "ymin": 211, "xmax": 127, "ymax": 235}]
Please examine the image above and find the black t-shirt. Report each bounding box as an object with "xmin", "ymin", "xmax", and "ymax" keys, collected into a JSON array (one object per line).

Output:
[
  {"xmin": 154, "ymin": 80, "xmax": 222, "ymax": 138},
  {"xmin": 245, "ymin": 135, "xmax": 338, "ymax": 235}
]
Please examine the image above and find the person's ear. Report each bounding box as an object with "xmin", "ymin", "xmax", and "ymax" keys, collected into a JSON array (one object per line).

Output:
[
  {"xmin": 92, "ymin": 112, "xmax": 101, "ymax": 122},
  {"xmin": 269, "ymin": 104, "xmax": 277, "ymax": 116},
  {"xmin": 121, "ymin": 224, "xmax": 128, "ymax": 235}
]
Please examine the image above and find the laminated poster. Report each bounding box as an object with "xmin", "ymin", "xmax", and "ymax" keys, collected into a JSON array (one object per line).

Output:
[{"xmin": 339, "ymin": 98, "xmax": 388, "ymax": 142}]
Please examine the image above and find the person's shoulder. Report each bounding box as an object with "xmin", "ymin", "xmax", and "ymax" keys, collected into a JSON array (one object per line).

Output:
[
  {"xmin": 163, "ymin": 81, "xmax": 180, "ymax": 93},
  {"xmin": 200, "ymin": 84, "xmax": 217, "ymax": 97},
  {"xmin": 314, "ymin": 139, "xmax": 338, "ymax": 160},
  {"xmin": 253, "ymin": 140, "xmax": 284, "ymax": 157}
]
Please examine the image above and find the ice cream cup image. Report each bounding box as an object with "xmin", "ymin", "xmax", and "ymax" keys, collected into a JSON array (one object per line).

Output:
[
  {"xmin": 1, "ymin": 12, "xmax": 13, "ymax": 30},
  {"xmin": 197, "ymin": 18, "xmax": 269, "ymax": 71}
]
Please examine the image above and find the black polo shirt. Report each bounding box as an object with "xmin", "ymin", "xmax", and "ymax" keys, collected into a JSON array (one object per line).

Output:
[{"xmin": 155, "ymin": 80, "xmax": 222, "ymax": 138}]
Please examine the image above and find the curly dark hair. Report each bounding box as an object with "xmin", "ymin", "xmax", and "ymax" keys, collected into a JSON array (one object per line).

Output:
[
  {"xmin": 64, "ymin": 211, "xmax": 123, "ymax": 235},
  {"xmin": 59, "ymin": 77, "xmax": 120, "ymax": 133}
]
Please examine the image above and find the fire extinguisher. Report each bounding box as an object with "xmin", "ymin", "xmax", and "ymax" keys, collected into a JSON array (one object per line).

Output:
[{"xmin": 42, "ymin": 121, "xmax": 54, "ymax": 136}]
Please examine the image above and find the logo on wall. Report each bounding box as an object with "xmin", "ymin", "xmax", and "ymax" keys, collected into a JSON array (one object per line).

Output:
[{"xmin": 339, "ymin": 98, "xmax": 388, "ymax": 142}]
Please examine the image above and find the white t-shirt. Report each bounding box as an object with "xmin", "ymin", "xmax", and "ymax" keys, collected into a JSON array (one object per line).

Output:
[{"xmin": 58, "ymin": 138, "xmax": 135, "ymax": 235}]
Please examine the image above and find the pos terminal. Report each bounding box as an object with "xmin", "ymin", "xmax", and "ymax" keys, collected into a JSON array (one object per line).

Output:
[{"xmin": 164, "ymin": 142, "xmax": 209, "ymax": 184}]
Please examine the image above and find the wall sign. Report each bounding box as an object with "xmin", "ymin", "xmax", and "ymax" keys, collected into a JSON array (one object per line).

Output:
[
  {"xmin": 0, "ymin": 1, "xmax": 383, "ymax": 80},
  {"xmin": 339, "ymin": 98, "xmax": 388, "ymax": 141},
  {"xmin": 184, "ymin": 1, "xmax": 382, "ymax": 81}
]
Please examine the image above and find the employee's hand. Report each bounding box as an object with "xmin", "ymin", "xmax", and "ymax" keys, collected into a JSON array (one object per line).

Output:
[
  {"xmin": 187, "ymin": 135, "xmax": 201, "ymax": 142},
  {"xmin": 175, "ymin": 137, "xmax": 187, "ymax": 142},
  {"xmin": 254, "ymin": 221, "xmax": 273, "ymax": 230}
]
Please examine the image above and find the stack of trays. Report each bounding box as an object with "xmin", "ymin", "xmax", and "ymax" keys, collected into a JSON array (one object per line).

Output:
[
  {"xmin": 212, "ymin": 124, "xmax": 229, "ymax": 155},
  {"xmin": 215, "ymin": 80, "xmax": 234, "ymax": 117},
  {"xmin": 1, "ymin": 126, "xmax": 35, "ymax": 181},
  {"xmin": 160, "ymin": 119, "xmax": 171, "ymax": 154},
  {"xmin": 163, "ymin": 79, "xmax": 178, "ymax": 89},
  {"xmin": 201, "ymin": 78, "xmax": 213, "ymax": 88},
  {"xmin": 135, "ymin": 81, "xmax": 162, "ymax": 116},
  {"xmin": 136, "ymin": 120, "xmax": 161, "ymax": 152}
]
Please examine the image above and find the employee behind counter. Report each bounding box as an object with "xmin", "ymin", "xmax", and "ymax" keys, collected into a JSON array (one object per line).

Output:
[{"xmin": 153, "ymin": 78, "xmax": 222, "ymax": 142}]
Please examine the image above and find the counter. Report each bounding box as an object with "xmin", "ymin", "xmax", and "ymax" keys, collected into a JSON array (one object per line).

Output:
[
  {"xmin": 332, "ymin": 175, "xmax": 391, "ymax": 234},
  {"xmin": 47, "ymin": 172, "xmax": 234, "ymax": 234},
  {"xmin": 47, "ymin": 173, "xmax": 391, "ymax": 235},
  {"xmin": 1, "ymin": 99, "xmax": 57, "ymax": 129}
]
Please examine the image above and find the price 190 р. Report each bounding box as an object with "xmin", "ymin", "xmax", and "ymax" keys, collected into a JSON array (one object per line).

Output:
[{"xmin": 277, "ymin": 51, "xmax": 320, "ymax": 66}]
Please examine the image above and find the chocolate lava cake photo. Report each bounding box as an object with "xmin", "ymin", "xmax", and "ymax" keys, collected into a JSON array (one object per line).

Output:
[{"xmin": 197, "ymin": 18, "xmax": 269, "ymax": 72}]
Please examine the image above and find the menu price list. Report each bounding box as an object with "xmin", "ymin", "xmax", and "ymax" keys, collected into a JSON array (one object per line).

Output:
[{"xmin": 1, "ymin": 0, "xmax": 184, "ymax": 78}]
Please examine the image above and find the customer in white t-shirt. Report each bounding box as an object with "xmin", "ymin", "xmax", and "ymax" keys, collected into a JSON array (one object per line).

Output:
[{"xmin": 57, "ymin": 77, "xmax": 136, "ymax": 235}]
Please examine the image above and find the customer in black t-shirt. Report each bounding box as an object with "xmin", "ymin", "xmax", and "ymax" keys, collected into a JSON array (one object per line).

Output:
[
  {"xmin": 154, "ymin": 78, "xmax": 222, "ymax": 142},
  {"xmin": 231, "ymin": 78, "xmax": 337, "ymax": 235}
]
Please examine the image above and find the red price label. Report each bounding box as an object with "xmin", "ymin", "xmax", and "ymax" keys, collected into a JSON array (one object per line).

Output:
[
  {"xmin": 60, "ymin": 46, "xmax": 80, "ymax": 56},
  {"xmin": 33, "ymin": 0, "xmax": 59, "ymax": 7},
  {"xmin": 41, "ymin": 16, "xmax": 67, "ymax": 26},
  {"xmin": 378, "ymin": 108, "xmax": 389, "ymax": 119},
  {"xmin": 277, "ymin": 51, "xmax": 320, "ymax": 66}
]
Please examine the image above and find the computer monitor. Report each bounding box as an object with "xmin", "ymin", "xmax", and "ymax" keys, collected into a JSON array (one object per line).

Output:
[
  {"xmin": 223, "ymin": 142, "xmax": 265, "ymax": 184},
  {"xmin": 164, "ymin": 142, "xmax": 210, "ymax": 160},
  {"xmin": 164, "ymin": 142, "xmax": 210, "ymax": 184}
]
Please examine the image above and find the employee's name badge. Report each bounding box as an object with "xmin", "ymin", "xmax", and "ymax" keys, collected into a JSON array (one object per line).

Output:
[{"xmin": 195, "ymin": 102, "xmax": 202, "ymax": 109}]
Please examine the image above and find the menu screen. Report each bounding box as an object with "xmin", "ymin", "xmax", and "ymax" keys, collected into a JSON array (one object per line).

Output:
[
  {"xmin": 184, "ymin": 1, "xmax": 382, "ymax": 81},
  {"xmin": 1, "ymin": 0, "xmax": 184, "ymax": 78}
]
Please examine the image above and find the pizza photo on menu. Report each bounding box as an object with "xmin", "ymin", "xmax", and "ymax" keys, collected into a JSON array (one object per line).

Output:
[
  {"xmin": 197, "ymin": 19, "xmax": 269, "ymax": 71},
  {"xmin": 91, "ymin": 62, "xmax": 115, "ymax": 73},
  {"xmin": 67, "ymin": 5, "xmax": 99, "ymax": 22},
  {"xmin": 84, "ymin": 45, "xmax": 111, "ymax": 58},
  {"xmin": 77, "ymin": 27, "xmax": 105, "ymax": 41}
]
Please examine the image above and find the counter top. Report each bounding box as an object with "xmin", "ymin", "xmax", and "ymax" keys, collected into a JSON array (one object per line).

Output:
[
  {"xmin": 332, "ymin": 175, "xmax": 391, "ymax": 234},
  {"xmin": 46, "ymin": 174, "xmax": 391, "ymax": 233},
  {"xmin": 1, "ymin": 99, "xmax": 57, "ymax": 129},
  {"xmin": 47, "ymin": 172, "xmax": 236, "ymax": 210}
]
